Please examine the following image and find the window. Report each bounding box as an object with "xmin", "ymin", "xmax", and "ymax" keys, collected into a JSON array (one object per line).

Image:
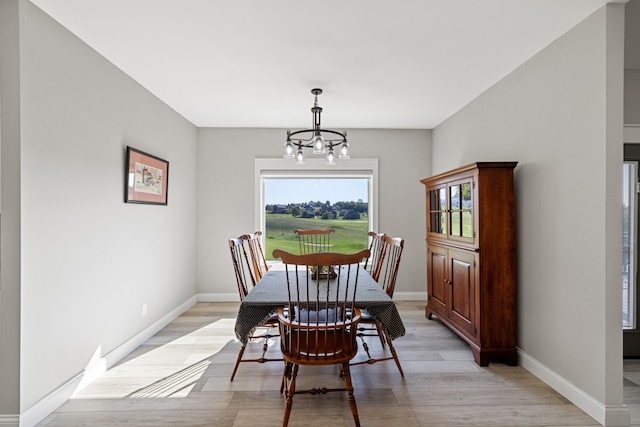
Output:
[{"xmin": 255, "ymin": 158, "xmax": 378, "ymax": 261}]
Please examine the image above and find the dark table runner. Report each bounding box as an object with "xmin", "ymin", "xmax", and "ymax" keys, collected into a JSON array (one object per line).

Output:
[{"xmin": 234, "ymin": 265, "xmax": 406, "ymax": 344}]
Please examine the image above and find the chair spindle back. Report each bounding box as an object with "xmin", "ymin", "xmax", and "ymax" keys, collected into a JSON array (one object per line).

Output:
[
  {"xmin": 363, "ymin": 231, "xmax": 386, "ymax": 281},
  {"xmin": 377, "ymin": 235, "xmax": 404, "ymax": 297},
  {"xmin": 243, "ymin": 231, "xmax": 269, "ymax": 281},
  {"xmin": 293, "ymin": 228, "xmax": 335, "ymax": 254},
  {"xmin": 229, "ymin": 237, "xmax": 257, "ymax": 301},
  {"xmin": 272, "ymin": 249, "xmax": 369, "ymax": 361}
]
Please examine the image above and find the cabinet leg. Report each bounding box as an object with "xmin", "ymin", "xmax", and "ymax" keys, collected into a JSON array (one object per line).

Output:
[
  {"xmin": 471, "ymin": 347, "xmax": 518, "ymax": 367},
  {"xmin": 471, "ymin": 347, "xmax": 487, "ymax": 367},
  {"xmin": 425, "ymin": 307, "xmax": 434, "ymax": 320}
]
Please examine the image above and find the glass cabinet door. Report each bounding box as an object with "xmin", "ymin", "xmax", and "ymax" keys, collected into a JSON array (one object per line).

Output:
[
  {"xmin": 427, "ymin": 179, "xmax": 475, "ymax": 242},
  {"xmin": 428, "ymin": 186, "xmax": 447, "ymax": 236},
  {"xmin": 448, "ymin": 180, "xmax": 474, "ymax": 240}
]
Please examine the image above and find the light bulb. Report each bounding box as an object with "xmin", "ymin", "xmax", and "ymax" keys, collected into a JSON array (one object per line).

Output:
[
  {"xmin": 284, "ymin": 141, "xmax": 295, "ymax": 159},
  {"xmin": 338, "ymin": 142, "xmax": 350, "ymax": 159},
  {"xmin": 312, "ymin": 133, "xmax": 326, "ymax": 154},
  {"xmin": 326, "ymin": 148, "xmax": 336, "ymax": 165},
  {"xmin": 296, "ymin": 148, "xmax": 305, "ymax": 165}
]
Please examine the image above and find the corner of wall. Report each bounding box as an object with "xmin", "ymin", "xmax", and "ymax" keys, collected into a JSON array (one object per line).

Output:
[{"xmin": 519, "ymin": 349, "xmax": 631, "ymax": 426}]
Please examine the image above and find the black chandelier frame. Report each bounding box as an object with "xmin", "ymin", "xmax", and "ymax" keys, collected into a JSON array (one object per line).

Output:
[{"xmin": 284, "ymin": 88, "xmax": 349, "ymax": 164}]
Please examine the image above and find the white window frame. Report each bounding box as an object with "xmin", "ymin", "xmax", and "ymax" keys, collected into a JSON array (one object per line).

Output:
[{"xmin": 254, "ymin": 158, "xmax": 379, "ymax": 253}]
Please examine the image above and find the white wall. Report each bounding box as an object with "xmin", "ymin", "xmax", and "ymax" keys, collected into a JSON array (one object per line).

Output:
[
  {"xmin": 433, "ymin": 4, "xmax": 626, "ymax": 425},
  {"xmin": 196, "ymin": 128, "xmax": 431, "ymax": 300},
  {"xmin": 2, "ymin": 1, "xmax": 199, "ymax": 419},
  {"xmin": 625, "ymin": 0, "xmax": 640, "ymax": 125},
  {"xmin": 0, "ymin": 0, "xmax": 23, "ymax": 423}
]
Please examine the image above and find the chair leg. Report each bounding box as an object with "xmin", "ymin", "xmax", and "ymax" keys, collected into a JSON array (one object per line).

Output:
[
  {"xmin": 230, "ymin": 327, "xmax": 283, "ymax": 381},
  {"xmin": 282, "ymin": 363, "xmax": 298, "ymax": 427},
  {"xmin": 374, "ymin": 322, "xmax": 386, "ymax": 347},
  {"xmin": 341, "ymin": 362, "xmax": 360, "ymax": 427},
  {"xmin": 230, "ymin": 344, "xmax": 246, "ymax": 381},
  {"xmin": 280, "ymin": 361, "xmax": 291, "ymax": 395},
  {"xmin": 385, "ymin": 333, "xmax": 404, "ymax": 377},
  {"xmin": 351, "ymin": 328, "xmax": 404, "ymax": 378},
  {"xmin": 359, "ymin": 337, "xmax": 372, "ymax": 362}
]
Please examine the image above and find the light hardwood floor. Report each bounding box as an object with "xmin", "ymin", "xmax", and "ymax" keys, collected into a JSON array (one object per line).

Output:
[
  {"xmin": 38, "ymin": 301, "xmax": 605, "ymax": 426},
  {"xmin": 624, "ymin": 359, "xmax": 640, "ymax": 426}
]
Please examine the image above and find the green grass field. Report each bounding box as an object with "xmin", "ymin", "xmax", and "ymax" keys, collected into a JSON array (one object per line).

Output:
[{"xmin": 264, "ymin": 213, "xmax": 369, "ymax": 260}]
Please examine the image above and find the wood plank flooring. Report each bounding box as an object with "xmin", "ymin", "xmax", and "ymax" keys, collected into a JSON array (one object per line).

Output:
[
  {"xmin": 624, "ymin": 359, "xmax": 640, "ymax": 427},
  {"xmin": 38, "ymin": 301, "xmax": 604, "ymax": 426}
]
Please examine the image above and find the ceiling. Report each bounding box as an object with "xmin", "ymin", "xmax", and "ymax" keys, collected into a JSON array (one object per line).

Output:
[{"xmin": 30, "ymin": 0, "xmax": 615, "ymax": 129}]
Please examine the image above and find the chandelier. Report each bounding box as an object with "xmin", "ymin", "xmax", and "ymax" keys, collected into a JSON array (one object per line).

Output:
[{"xmin": 284, "ymin": 88, "xmax": 349, "ymax": 165}]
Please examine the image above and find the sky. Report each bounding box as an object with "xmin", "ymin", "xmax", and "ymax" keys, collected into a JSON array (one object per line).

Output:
[{"xmin": 265, "ymin": 178, "xmax": 368, "ymax": 205}]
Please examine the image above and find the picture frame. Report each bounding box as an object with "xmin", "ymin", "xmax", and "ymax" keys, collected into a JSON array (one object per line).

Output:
[{"xmin": 125, "ymin": 146, "xmax": 169, "ymax": 205}]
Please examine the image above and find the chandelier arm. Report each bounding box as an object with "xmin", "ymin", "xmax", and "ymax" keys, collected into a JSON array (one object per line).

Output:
[{"xmin": 288, "ymin": 128, "xmax": 347, "ymax": 142}]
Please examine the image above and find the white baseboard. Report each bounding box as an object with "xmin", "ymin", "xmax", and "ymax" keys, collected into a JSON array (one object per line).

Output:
[
  {"xmin": 0, "ymin": 415, "xmax": 19, "ymax": 427},
  {"xmin": 518, "ymin": 349, "xmax": 630, "ymax": 427},
  {"xmin": 625, "ymin": 124, "xmax": 640, "ymax": 143},
  {"xmin": 197, "ymin": 293, "xmax": 238, "ymax": 302},
  {"xmin": 19, "ymin": 295, "xmax": 198, "ymax": 427},
  {"xmin": 393, "ymin": 292, "xmax": 427, "ymax": 301}
]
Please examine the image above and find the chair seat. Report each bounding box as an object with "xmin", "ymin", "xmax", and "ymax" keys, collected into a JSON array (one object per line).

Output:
[
  {"xmin": 266, "ymin": 313, "xmax": 279, "ymax": 324},
  {"xmin": 358, "ymin": 308, "xmax": 375, "ymax": 321},
  {"xmin": 295, "ymin": 307, "xmax": 342, "ymax": 323}
]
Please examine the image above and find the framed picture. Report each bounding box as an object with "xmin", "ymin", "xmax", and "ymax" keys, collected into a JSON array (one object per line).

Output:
[{"xmin": 125, "ymin": 146, "xmax": 169, "ymax": 205}]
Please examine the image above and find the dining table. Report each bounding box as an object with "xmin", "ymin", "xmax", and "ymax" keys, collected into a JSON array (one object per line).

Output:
[{"xmin": 234, "ymin": 263, "xmax": 406, "ymax": 344}]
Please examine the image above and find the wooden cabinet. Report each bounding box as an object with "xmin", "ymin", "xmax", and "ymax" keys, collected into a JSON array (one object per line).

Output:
[{"xmin": 421, "ymin": 162, "xmax": 517, "ymax": 366}]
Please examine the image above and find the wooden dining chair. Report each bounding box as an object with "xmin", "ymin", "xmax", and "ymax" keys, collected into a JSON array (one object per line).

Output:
[
  {"xmin": 229, "ymin": 237, "xmax": 255, "ymax": 301},
  {"xmin": 272, "ymin": 248, "xmax": 370, "ymax": 427},
  {"xmin": 363, "ymin": 231, "xmax": 386, "ymax": 281},
  {"xmin": 353, "ymin": 235, "xmax": 405, "ymax": 376},
  {"xmin": 376, "ymin": 235, "xmax": 404, "ymax": 298},
  {"xmin": 293, "ymin": 228, "xmax": 335, "ymax": 254},
  {"xmin": 243, "ymin": 231, "xmax": 269, "ymax": 281},
  {"xmin": 228, "ymin": 237, "xmax": 281, "ymax": 381}
]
